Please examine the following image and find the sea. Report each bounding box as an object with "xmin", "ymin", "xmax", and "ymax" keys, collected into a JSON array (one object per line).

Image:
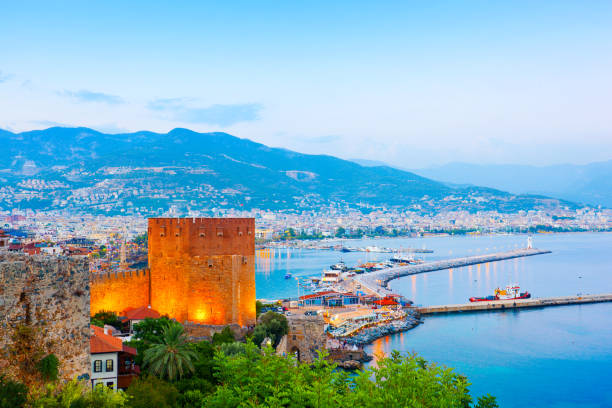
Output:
[{"xmin": 255, "ymin": 232, "xmax": 612, "ymax": 408}]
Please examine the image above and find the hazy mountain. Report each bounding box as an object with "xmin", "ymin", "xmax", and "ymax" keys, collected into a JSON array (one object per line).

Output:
[
  {"xmin": 412, "ymin": 162, "xmax": 612, "ymax": 208},
  {"xmin": 0, "ymin": 127, "xmax": 577, "ymax": 214}
]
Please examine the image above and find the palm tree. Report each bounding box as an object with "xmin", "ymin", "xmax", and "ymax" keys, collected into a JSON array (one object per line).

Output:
[{"xmin": 143, "ymin": 322, "xmax": 198, "ymax": 381}]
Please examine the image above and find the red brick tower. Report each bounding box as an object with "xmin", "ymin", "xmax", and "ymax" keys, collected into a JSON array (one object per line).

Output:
[{"xmin": 147, "ymin": 218, "xmax": 255, "ymax": 327}]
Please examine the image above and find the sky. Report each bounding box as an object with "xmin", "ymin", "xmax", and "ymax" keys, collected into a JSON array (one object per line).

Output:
[{"xmin": 1, "ymin": 1, "xmax": 611, "ymax": 168}]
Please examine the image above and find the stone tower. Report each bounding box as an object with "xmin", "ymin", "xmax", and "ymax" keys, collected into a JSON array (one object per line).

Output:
[{"xmin": 147, "ymin": 218, "xmax": 256, "ymax": 327}]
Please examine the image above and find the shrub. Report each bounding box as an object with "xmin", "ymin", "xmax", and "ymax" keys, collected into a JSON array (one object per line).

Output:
[
  {"xmin": 0, "ymin": 375, "xmax": 28, "ymax": 408},
  {"xmin": 37, "ymin": 354, "xmax": 60, "ymax": 382}
]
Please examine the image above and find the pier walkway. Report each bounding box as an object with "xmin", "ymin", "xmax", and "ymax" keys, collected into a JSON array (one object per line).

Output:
[
  {"xmin": 354, "ymin": 248, "xmax": 551, "ymax": 297},
  {"xmin": 417, "ymin": 293, "xmax": 612, "ymax": 315}
]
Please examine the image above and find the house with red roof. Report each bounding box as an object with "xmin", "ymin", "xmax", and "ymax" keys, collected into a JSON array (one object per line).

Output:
[
  {"xmin": 90, "ymin": 326, "xmax": 139, "ymax": 389},
  {"xmin": 120, "ymin": 305, "xmax": 161, "ymax": 333}
]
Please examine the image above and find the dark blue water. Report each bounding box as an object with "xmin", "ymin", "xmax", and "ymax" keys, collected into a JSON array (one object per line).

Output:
[{"xmin": 255, "ymin": 233, "xmax": 612, "ymax": 407}]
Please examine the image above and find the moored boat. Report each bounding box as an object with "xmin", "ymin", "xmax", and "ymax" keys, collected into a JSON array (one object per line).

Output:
[{"xmin": 470, "ymin": 284, "xmax": 531, "ymax": 302}]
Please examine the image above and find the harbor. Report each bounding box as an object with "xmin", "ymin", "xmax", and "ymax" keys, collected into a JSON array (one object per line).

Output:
[{"xmin": 353, "ymin": 247, "xmax": 552, "ymax": 296}]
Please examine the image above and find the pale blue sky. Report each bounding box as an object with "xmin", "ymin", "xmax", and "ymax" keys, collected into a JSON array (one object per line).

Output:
[{"xmin": 1, "ymin": 1, "xmax": 611, "ymax": 167}]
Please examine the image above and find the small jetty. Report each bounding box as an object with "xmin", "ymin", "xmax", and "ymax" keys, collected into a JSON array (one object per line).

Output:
[
  {"xmin": 355, "ymin": 248, "xmax": 551, "ymax": 296},
  {"xmin": 418, "ymin": 293, "xmax": 612, "ymax": 315}
]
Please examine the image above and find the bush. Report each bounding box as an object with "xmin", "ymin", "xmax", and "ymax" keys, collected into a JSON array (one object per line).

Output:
[
  {"xmin": 251, "ymin": 311, "xmax": 288, "ymax": 347},
  {"xmin": 29, "ymin": 379, "xmax": 128, "ymax": 408},
  {"xmin": 92, "ymin": 311, "xmax": 122, "ymax": 330},
  {"xmin": 37, "ymin": 354, "xmax": 59, "ymax": 382},
  {"xmin": 126, "ymin": 376, "xmax": 179, "ymax": 408},
  {"xmin": 0, "ymin": 375, "xmax": 27, "ymax": 408}
]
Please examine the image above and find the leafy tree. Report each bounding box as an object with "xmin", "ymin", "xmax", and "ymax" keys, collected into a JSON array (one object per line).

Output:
[
  {"xmin": 36, "ymin": 354, "xmax": 59, "ymax": 382},
  {"xmin": 205, "ymin": 346, "xmax": 497, "ymax": 408},
  {"xmin": 92, "ymin": 311, "xmax": 122, "ymax": 330},
  {"xmin": 91, "ymin": 318, "xmax": 105, "ymax": 328},
  {"xmin": 143, "ymin": 322, "xmax": 198, "ymax": 381},
  {"xmin": 126, "ymin": 376, "xmax": 179, "ymax": 408},
  {"xmin": 132, "ymin": 232, "xmax": 148, "ymax": 247},
  {"xmin": 126, "ymin": 316, "xmax": 174, "ymax": 366},
  {"xmin": 0, "ymin": 375, "xmax": 27, "ymax": 408},
  {"xmin": 335, "ymin": 226, "xmax": 346, "ymax": 237},
  {"xmin": 132, "ymin": 317, "xmax": 174, "ymax": 343},
  {"xmin": 251, "ymin": 311, "xmax": 289, "ymax": 348},
  {"xmin": 476, "ymin": 394, "xmax": 499, "ymax": 408},
  {"xmin": 211, "ymin": 327, "xmax": 235, "ymax": 345}
]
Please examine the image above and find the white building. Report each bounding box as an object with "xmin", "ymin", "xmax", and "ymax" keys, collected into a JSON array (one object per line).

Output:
[{"xmin": 90, "ymin": 326, "xmax": 138, "ymax": 390}]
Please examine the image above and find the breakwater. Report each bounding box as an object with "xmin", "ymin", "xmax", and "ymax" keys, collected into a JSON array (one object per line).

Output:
[
  {"xmin": 355, "ymin": 248, "xmax": 551, "ymax": 296},
  {"xmin": 418, "ymin": 293, "xmax": 612, "ymax": 315}
]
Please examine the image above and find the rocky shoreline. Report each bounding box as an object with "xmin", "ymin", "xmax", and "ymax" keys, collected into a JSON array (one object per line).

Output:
[{"xmin": 343, "ymin": 311, "xmax": 422, "ymax": 346}]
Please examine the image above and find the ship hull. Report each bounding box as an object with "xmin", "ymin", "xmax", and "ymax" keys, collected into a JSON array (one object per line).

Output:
[{"xmin": 469, "ymin": 292, "xmax": 531, "ymax": 302}]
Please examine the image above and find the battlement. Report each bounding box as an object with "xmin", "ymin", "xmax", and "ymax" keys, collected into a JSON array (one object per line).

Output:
[
  {"xmin": 90, "ymin": 268, "xmax": 149, "ymax": 283},
  {"xmin": 89, "ymin": 217, "xmax": 256, "ymax": 327},
  {"xmin": 148, "ymin": 217, "xmax": 254, "ymax": 258},
  {"xmin": 90, "ymin": 268, "xmax": 150, "ymax": 316}
]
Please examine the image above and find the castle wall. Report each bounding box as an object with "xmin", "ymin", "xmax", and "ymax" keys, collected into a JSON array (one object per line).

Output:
[
  {"xmin": 148, "ymin": 218, "xmax": 256, "ymax": 327},
  {"xmin": 0, "ymin": 253, "xmax": 90, "ymax": 383},
  {"xmin": 90, "ymin": 269, "xmax": 150, "ymax": 316}
]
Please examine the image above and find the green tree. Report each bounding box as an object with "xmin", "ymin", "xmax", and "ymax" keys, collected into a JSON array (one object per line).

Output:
[
  {"xmin": 0, "ymin": 375, "xmax": 27, "ymax": 408},
  {"xmin": 125, "ymin": 316, "xmax": 174, "ymax": 366},
  {"xmin": 132, "ymin": 232, "xmax": 148, "ymax": 247},
  {"xmin": 92, "ymin": 311, "xmax": 122, "ymax": 330},
  {"xmin": 251, "ymin": 311, "xmax": 289, "ymax": 348},
  {"xmin": 335, "ymin": 226, "xmax": 346, "ymax": 237},
  {"xmin": 143, "ymin": 322, "xmax": 198, "ymax": 381},
  {"xmin": 211, "ymin": 327, "xmax": 235, "ymax": 346},
  {"xmin": 205, "ymin": 346, "xmax": 496, "ymax": 408},
  {"xmin": 126, "ymin": 376, "xmax": 179, "ymax": 408}
]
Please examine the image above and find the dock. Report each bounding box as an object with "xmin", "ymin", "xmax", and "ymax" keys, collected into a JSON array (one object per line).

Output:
[
  {"xmin": 417, "ymin": 293, "xmax": 612, "ymax": 315},
  {"xmin": 354, "ymin": 248, "xmax": 551, "ymax": 296}
]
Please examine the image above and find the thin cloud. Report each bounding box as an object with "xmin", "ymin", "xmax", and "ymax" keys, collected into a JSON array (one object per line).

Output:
[
  {"xmin": 304, "ymin": 135, "xmax": 342, "ymax": 144},
  {"xmin": 0, "ymin": 70, "xmax": 13, "ymax": 83},
  {"xmin": 148, "ymin": 98, "xmax": 262, "ymax": 126},
  {"xmin": 60, "ymin": 89, "xmax": 124, "ymax": 104}
]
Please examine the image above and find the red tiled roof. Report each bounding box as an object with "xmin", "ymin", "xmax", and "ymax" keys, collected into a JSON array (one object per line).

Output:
[
  {"xmin": 91, "ymin": 326, "xmax": 123, "ymax": 354},
  {"xmin": 121, "ymin": 306, "xmax": 161, "ymax": 321}
]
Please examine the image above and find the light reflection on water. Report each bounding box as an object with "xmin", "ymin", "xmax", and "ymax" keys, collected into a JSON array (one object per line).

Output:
[{"xmin": 256, "ymin": 233, "xmax": 612, "ymax": 407}]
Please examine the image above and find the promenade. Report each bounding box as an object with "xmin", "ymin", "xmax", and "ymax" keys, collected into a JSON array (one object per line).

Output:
[
  {"xmin": 418, "ymin": 293, "xmax": 612, "ymax": 315},
  {"xmin": 354, "ymin": 248, "xmax": 551, "ymax": 297}
]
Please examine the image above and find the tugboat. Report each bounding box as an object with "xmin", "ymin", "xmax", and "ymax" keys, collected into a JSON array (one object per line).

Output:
[
  {"xmin": 284, "ymin": 272, "xmax": 292, "ymax": 279},
  {"xmin": 330, "ymin": 261, "xmax": 348, "ymax": 271},
  {"xmin": 470, "ymin": 284, "xmax": 531, "ymax": 302}
]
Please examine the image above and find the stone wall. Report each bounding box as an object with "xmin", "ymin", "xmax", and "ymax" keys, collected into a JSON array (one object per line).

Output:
[
  {"xmin": 276, "ymin": 315, "xmax": 327, "ymax": 363},
  {"xmin": 0, "ymin": 253, "xmax": 90, "ymax": 383},
  {"xmin": 90, "ymin": 269, "xmax": 150, "ymax": 316}
]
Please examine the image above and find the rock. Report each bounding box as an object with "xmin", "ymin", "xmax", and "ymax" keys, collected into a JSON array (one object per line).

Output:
[{"xmin": 338, "ymin": 360, "xmax": 361, "ymax": 370}]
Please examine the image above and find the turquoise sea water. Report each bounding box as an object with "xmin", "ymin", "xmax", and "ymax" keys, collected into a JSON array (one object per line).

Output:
[{"xmin": 255, "ymin": 233, "xmax": 612, "ymax": 407}]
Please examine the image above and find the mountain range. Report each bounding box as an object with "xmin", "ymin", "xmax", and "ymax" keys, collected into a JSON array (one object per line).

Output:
[
  {"xmin": 412, "ymin": 162, "xmax": 612, "ymax": 208},
  {"xmin": 0, "ymin": 127, "xmax": 578, "ymax": 215}
]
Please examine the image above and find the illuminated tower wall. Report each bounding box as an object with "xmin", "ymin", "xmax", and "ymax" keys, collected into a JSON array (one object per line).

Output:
[{"xmin": 147, "ymin": 218, "xmax": 256, "ymax": 327}]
